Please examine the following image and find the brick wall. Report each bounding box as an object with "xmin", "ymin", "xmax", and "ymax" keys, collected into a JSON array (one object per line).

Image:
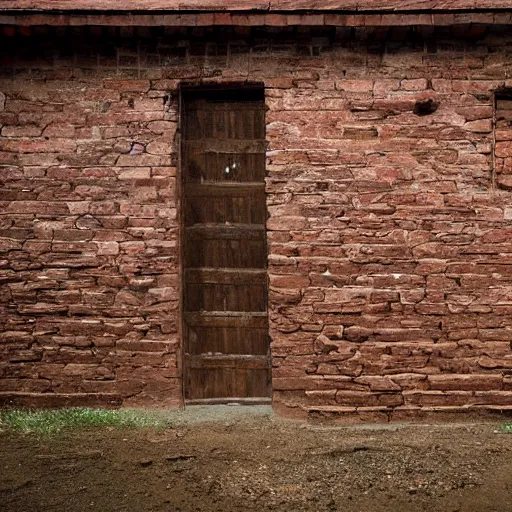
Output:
[{"xmin": 1, "ymin": 25, "xmax": 512, "ymax": 419}]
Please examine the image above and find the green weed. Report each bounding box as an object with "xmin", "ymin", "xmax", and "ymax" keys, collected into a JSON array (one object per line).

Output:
[{"xmin": 0, "ymin": 408, "xmax": 170, "ymax": 435}]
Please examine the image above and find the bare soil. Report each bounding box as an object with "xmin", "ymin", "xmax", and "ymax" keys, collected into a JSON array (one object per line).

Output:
[{"xmin": 1, "ymin": 409, "xmax": 512, "ymax": 512}]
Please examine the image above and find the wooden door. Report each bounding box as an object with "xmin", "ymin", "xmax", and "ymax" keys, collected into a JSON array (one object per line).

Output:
[{"xmin": 181, "ymin": 85, "xmax": 271, "ymax": 404}]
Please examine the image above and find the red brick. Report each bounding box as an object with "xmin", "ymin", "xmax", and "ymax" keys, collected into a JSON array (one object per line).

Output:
[
  {"xmin": 213, "ymin": 13, "xmax": 232, "ymax": 25},
  {"xmin": 401, "ymin": 78, "xmax": 427, "ymax": 91},
  {"xmin": 270, "ymin": 274, "xmax": 310, "ymax": 289},
  {"xmin": 298, "ymin": 15, "xmax": 324, "ymax": 26},
  {"xmin": 103, "ymin": 79, "xmax": 150, "ymax": 92},
  {"xmin": 428, "ymin": 374, "xmax": 503, "ymax": 392},
  {"xmin": 1, "ymin": 125, "xmax": 42, "ymax": 137},
  {"xmin": 265, "ymin": 14, "xmax": 287, "ymax": 26},
  {"xmin": 2, "ymin": 26, "xmax": 16, "ymax": 37},
  {"xmin": 196, "ymin": 13, "xmax": 215, "ymax": 26},
  {"xmin": 336, "ymin": 79, "xmax": 374, "ymax": 92},
  {"xmin": 324, "ymin": 14, "xmax": 348, "ymax": 26}
]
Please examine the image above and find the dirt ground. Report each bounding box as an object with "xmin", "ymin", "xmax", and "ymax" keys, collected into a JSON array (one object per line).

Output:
[{"xmin": 1, "ymin": 407, "xmax": 512, "ymax": 512}]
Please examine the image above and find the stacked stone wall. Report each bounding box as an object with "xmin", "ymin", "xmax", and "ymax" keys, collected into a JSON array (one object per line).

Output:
[{"xmin": 1, "ymin": 25, "xmax": 512, "ymax": 419}]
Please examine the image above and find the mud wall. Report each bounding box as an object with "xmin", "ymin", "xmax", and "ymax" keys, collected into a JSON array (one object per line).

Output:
[{"xmin": 1, "ymin": 25, "xmax": 512, "ymax": 419}]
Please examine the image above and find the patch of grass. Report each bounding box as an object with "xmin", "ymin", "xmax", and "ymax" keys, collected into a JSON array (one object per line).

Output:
[
  {"xmin": 502, "ymin": 423, "xmax": 512, "ymax": 433},
  {"xmin": 0, "ymin": 408, "xmax": 170, "ymax": 435}
]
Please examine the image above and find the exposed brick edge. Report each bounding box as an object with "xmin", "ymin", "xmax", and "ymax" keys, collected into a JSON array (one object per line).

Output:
[
  {"xmin": 0, "ymin": 392, "xmax": 123, "ymax": 408},
  {"xmin": 306, "ymin": 405, "xmax": 512, "ymax": 423},
  {"xmin": 257, "ymin": 402, "xmax": 512, "ymax": 423},
  {"xmin": 0, "ymin": 11, "xmax": 511, "ymax": 27},
  {"xmin": 3, "ymin": 395, "xmax": 512, "ymax": 422}
]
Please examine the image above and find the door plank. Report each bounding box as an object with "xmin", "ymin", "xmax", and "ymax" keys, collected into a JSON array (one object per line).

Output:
[
  {"xmin": 184, "ymin": 239, "xmax": 267, "ymax": 268},
  {"xmin": 184, "ymin": 184, "xmax": 266, "ymax": 225},
  {"xmin": 182, "ymin": 150, "xmax": 266, "ymax": 182},
  {"xmin": 185, "ymin": 183, "xmax": 265, "ymax": 194},
  {"xmin": 185, "ymin": 398, "xmax": 272, "ymax": 405},
  {"xmin": 184, "ymin": 311, "xmax": 268, "ymax": 327},
  {"xmin": 186, "ymin": 224, "xmax": 265, "ymax": 238},
  {"xmin": 186, "ymin": 367, "xmax": 270, "ymax": 399},
  {"xmin": 185, "ymin": 268, "xmax": 267, "ymax": 284},
  {"xmin": 185, "ymin": 283, "xmax": 266, "ymax": 312},
  {"xmin": 187, "ymin": 326, "xmax": 268, "ymax": 355},
  {"xmin": 184, "ymin": 140, "xmax": 266, "ymax": 153},
  {"xmin": 187, "ymin": 355, "xmax": 269, "ymax": 369}
]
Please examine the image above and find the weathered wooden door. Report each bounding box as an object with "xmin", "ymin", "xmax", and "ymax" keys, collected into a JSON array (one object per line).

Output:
[{"xmin": 181, "ymin": 85, "xmax": 271, "ymax": 404}]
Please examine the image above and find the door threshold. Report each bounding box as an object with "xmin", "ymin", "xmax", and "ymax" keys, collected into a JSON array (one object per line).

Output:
[{"xmin": 185, "ymin": 397, "xmax": 272, "ymax": 406}]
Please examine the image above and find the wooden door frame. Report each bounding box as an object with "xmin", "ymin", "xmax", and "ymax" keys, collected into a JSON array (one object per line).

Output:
[{"xmin": 178, "ymin": 81, "xmax": 270, "ymax": 406}]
